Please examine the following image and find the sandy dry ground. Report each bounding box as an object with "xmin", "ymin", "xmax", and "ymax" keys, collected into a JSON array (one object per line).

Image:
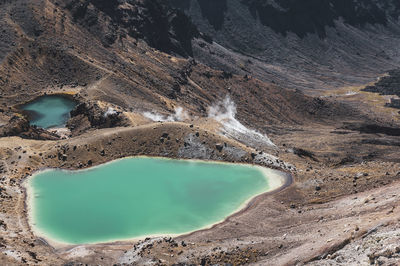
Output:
[{"xmin": 0, "ymin": 90, "xmax": 399, "ymax": 265}]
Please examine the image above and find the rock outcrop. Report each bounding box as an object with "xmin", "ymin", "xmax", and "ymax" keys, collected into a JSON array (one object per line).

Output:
[
  {"xmin": 65, "ymin": 0, "xmax": 201, "ymax": 56},
  {"xmin": 363, "ymin": 69, "xmax": 400, "ymax": 97},
  {"xmin": 0, "ymin": 115, "xmax": 30, "ymax": 137},
  {"xmin": 0, "ymin": 115, "xmax": 60, "ymax": 140},
  {"xmin": 67, "ymin": 101, "xmax": 128, "ymax": 136}
]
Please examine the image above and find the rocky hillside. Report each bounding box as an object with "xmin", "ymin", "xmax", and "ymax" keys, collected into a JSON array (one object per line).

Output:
[
  {"xmin": 0, "ymin": 0, "xmax": 362, "ymax": 140},
  {"xmin": 1, "ymin": 2, "xmax": 400, "ymax": 265},
  {"xmin": 170, "ymin": 0, "xmax": 400, "ymax": 91},
  {"xmin": 363, "ymin": 69, "xmax": 400, "ymax": 97},
  {"xmin": 171, "ymin": 0, "xmax": 400, "ymax": 37},
  {"xmin": 64, "ymin": 0, "xmax": 202, "ymax": 57}
]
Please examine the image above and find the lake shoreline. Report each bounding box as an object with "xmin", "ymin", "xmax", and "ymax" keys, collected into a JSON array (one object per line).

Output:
[
  {"xmin": 16, "ymin": 94, "xmax": 78, "ymax": 129},
  {"xmin": 23, "ymin": 156, "xmax": 291, "ymax": 249}
]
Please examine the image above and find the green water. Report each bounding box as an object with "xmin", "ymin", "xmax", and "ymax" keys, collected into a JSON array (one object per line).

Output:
[
  {"xmin": 21, "ymin": 95, "xmax": 77, "ymax": 129},
  {"xmin": 29, "ymin": 157, "xmax": 271, "ymax": 244}
]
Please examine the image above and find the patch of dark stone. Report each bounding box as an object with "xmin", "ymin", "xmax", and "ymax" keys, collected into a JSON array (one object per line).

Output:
[
  {"xmin": 361, "ymin": 139, "xmax": 400, "ymax": 146},
  {"xmin": 171, "ymin": 0, "xmax": 400, "ymax": 38},
  {"xmin": 343, "ymin": 123, "xmax": 400, "ymax": 137},
  {"xmin": 368, "ymin": 247, "xmax": 400, "ymax": 264},
  {"xmin": 330, "ymin": 130, "xmax": 352, "ymax": 135},
  {"xmin": 27, "ymin": 251, "xmax": 40, "ymax": 262},
  {"xmin": 215, "ymin": 143, "xmax": 224, "ymax": 152},
  {"xmin": 292, "ymin": 147, "xmax": 318, "ymax": 161},
  {"xmin": 363, "ymin": 69, "xmax": 400, "ymax": 98},
  {"xmin": 67, "ymin": 101, "xmax": 128, "ymax": 136},
  {"xmin": 335, "ymin": 156, "xmax": 356, "ymax": 166},
  {"xmin": 0, "ymin": 220, "xmax": 7, "ymax": 230},
  {"xmin": 242, "ymin": 0, "xmax": 394, "ymax": 38},
  {"xmin": 0, "ymin": 115, "xmax": 60, "ymax": 140},
  {"xmin": 66, "ymin": 0, "xmax": 202, "ymax": 57},
  {"xmin": 160, "ymin": 132, "xmax": 172, "ymax": 144}
]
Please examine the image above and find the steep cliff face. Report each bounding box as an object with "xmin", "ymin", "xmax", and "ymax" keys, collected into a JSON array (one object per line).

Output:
[
  {"xmin": 169, "ymin": 0, "xmax": 227, "ymax": 30},
  {"xmin": 169, "ymin": 0, "xmax": 400, "ymax": 91},
  {"xmin": 241, "ymin": 0, "xmax": 398, "ymax": 38},
  {"xmin": 170, "ymin": 0, "xmax": 400, "ymax": 37},
  {"xmin": 65, "ymin": 0, "xmax": 200, "ymax": 56}
]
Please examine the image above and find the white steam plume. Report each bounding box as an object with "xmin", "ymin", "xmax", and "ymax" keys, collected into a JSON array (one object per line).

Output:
[
  {"xmin": 208, "ymin": 95, "xmax": 276, "ymax": 148},
  {"xmin": 104, "ymin": 107, "xmax": 118, "ymax": 117},
  {"xmin": 143, "ymin": 106, "xmax": 189, "ymax": 122}
]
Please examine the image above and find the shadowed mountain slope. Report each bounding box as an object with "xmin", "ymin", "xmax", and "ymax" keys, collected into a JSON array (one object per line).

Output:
[
  {"xmin": 169, "ymin": 0, "xmax": 400, "ymax": 92},
  {"xmin": 0, "ymin": 0, "xmax": 357, "ymax": 135}
]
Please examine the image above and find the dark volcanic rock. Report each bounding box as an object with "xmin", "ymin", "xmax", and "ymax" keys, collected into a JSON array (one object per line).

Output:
[
  {"xmin": 65, "ymin": 0, "xmax": 201, "ymax": 57},
  {"xmin": 19, "ymin": 128, "xmax": 61, "ymax": 141},
  {"xmin": 0, "ymin": 115, "xmax": 30, "ymax": 137},
  {"xmin": 67, "ymin": 101, "xmax": 127, "ymax": 136},
  {"xmin": 240, "ymin": 0, "xmax": 397, "ymax": 38},
  {"xmin": 292, "ymin": 147, "xmax": 317, "ymax": 161},
  {"xmin": 215, "ymin": 143, "xmax": 224, "ymax": 152},
  {"xmin": 0, "ymin": 114, "xmax": 60, "ymax": 140},
  {"xmin": 363, "ymin": 69, "xmax": 400, "ymax": 98},
  {"xmin": 170, "ymin": 0, "xmax": 400, "ymax": 38},
  {"xmin": 344, "ymin": 123, "xmax": 400, "ymax": 137}
]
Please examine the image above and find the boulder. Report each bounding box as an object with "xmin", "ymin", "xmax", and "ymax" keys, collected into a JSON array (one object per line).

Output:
[
  {"xmin": 67, "ymin": 101, "xmax": 128, "ymax": 135},
  {"xmin": 215, "ymin": 143, "xmax": 223, "ymax": 152}
]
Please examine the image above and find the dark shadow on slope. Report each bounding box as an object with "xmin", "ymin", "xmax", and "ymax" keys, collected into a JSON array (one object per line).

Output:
[
  {"xmin": 343, "ymin": 123, "xmax": 400, "ymax": 136},
  {"xmin": 241, "ymin": 0, "xmax": 395, "ymax": 38}
]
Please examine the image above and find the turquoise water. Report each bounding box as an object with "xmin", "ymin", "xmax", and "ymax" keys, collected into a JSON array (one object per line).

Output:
[
  {"xmin": 21, "ymin": 95, "xmax": 77, "ymax": 129},
  {"xmin": 29, "ymin": 157, "xmax": 271, "ymax": 244}
]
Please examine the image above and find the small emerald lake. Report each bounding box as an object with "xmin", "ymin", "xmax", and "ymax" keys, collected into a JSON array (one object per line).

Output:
[
  {"xmin": 26, "ymin": 157, "xmax": 284, "ymax": 245},
  {"xmin": 20, "ymin": 95, "xmax": 77, "ymax": 129}
]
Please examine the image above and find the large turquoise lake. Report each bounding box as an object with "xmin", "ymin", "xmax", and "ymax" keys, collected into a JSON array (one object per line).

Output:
[
  {"xmin": 21, "ymin": 95, "xmax": 77, "ymax": 129},
  {"xmin": 27, "ymin": 157, "xmax": 282, "ymax": 245}
]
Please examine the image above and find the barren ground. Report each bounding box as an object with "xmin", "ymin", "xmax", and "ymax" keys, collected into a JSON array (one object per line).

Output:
[{"xmin": 1, "ymin": 0, "xmax": 400, "ymax": 265}]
